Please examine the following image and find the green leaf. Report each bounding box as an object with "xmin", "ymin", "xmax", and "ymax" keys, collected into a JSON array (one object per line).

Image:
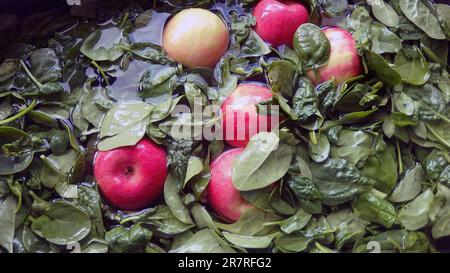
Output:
[
  {"xmin": 98, "ymin": 102, "xmax": 153, "ymax": 151},
  {"xmin": 121, "ymin": 206, "xmax": 194, "ymax": 235},
  {"xmin": 310, "ymin": 158, "xmax": 374, "ymax": 205},
  {"xmin": 431, "ymin": 184, "xmax": 450, "ymax": 239},
  {"xmin": 319, "ymin": 0, "xmax": 348, "ymax": 16},
  {"xmin": 0, "ymin": 127, "xmax": 36, "ymax": 175},
  {"xmin": 292, "ymin": 77, "xmax": 318, "ymax": 122},
  {"xmin": 287, "ymin": 176, "xmax": 322, "ymax": 214},
  {"xmin": 139, "ymin": 65, "xmax": 177, "ymax": 104},
  {"xmin": 368, "ymin": 0, "xmax": 400, "ymax": 27},
  {"xmin": 398, "ymin": 189, "xmax": 434, "ymax": 231},
  {"xmin": 361, "ymin": 141, "xmax": 398, "ymax": 194},
  {"xmin": 222, "ymin": 232, "xmax": 279, "ymax": 249},
  {"xmin": 78, "ymin": 185, "xmax": 105, "ymax": 238},
  {"xmin": 403, "ymin": 83, "xmax": 449, "ymax": 123},
  {"xmin": 353, "ymin": 192, "xmax": 397, "ymax": 228},
  {"xmin": 164, "ymin": 173, "xmax": 194, "ymax": 225},
  {"xmin": 326, "ymin": 209, "xmax": 366, "ymax": 250},
  {"xmin": 240, "ymin": 30, "xmax": 271, "ymax": 58},
  {"xmin": 105, "ymin": 224, "xmax": 152, "ymax": 253},
  {"xmin": 353, "ymin": 229, "xmax": 430, "ymax": 253},
  {"xmin": 275, "ymin": 232, "xmax": 311, "ymax": 253},
  {"xmin": 348, "ymin": 6, "xmax": 372, "ymax": 50},
  {"xmin": 276, "ymin": 209, "xmax": 312, "ymax": 234},
  {"xmin": 170, "ymin": 229, "xmax": 235, "ymax": 253},
  {"xmin": 364, "ymin": 50, "xmax": 401, "ymax": 86},
  {"xmin": 393, "ymin": 45, "xmax": 430, "ymax": 85},
  {"xmin": 216, "ymin": 208, "xmax": 276, "ymax": 236},
  {"xmin": 420, "ymin": 36, "xmax": 448, "ymax": 67},
  {"xmin": 31, "ymin": 201, "xmax": 91, "ymax": 245},
  {"xmin": 370, "ymin": 23, "xmax": 402, "ymax": 54},
  {"xmin": 232, "ymin": 132, "xmax": 293, "ymax": 191},
  {"xmin": 389, "ymin": 164, "xmax": 424, "ymax": 203},
  {"xmin": 330, "ymin": 129, "xmax": 373, "ymax": 166},
  {"xmin": 166, "ymin": 138, "xmax": 194, "ymax": 182},
  {"xmin": 0, "ymin": 196, "xmax": 16, "ymax": 253},
  {"xmin": 308, "ymin": 134, "xmax": 330, "ymax": 163},
  {"xmin": 80, "ymin": 27, "xmax": 126, "ymax": 61},
  {"xmin": 267, "ymin": 60, "xmax": 296, "ymax": 98},
  {"xmin": 183, "ymin": 156, "xmax": 203, "ymax": 186},
  {"xmin": 422, "ymin": 149, "xmax": 450, "ymax": 186},
  {"xmin": 399, "ymin": 0, "xmax": 445, "ymax": 40},
  {"xmin": 39, "ymin": 149, "xmax": 79, "ymax": 189},
  {"xmin": 293, "ymin": 23, "xmax": 331, "ymax": 71}
]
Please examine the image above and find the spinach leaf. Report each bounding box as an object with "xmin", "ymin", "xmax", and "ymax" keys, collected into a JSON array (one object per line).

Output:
[
  {"xmin": 422, "ymin": 149, "xmax": 450, "ymax": 187},
  {"xmin": 232, "ymin": 132, "xmax": 293, "ymax": 191},
  {"xmin": 222, "ymin": 232, "xmax": 279, "ymax": 249},
  {"xmin": 360, "ymin": 140, "xmax": 398, "ymax": 194},
  {"xmin": 399, "ymin": 0, "xmax": 445, "ymax": 40},
  {"xmin": 353, "ymin": 229, "xmax": 430, "ymax": 253},
  {"xmin": 393, "ymin": 45, "xmax": 430, "ymax": 85},
  {"xmin": 139, "ymin": 65, "xmax": 177, "ymax": 104},
  {"xmin": 98, "ymin": 102, "xmax": 153, "ymax": 151},
  {"xmin": 310, "ymin": 158, "xmax": 374, "ymax": 205},
  {"xmin": 368, "ymin": 0, "xmax": 400, "ymax": 27},
  {"xmin": 292, "ymin": 77, "xmax": 318, "ymax": 122},
  {"xmin": 353, "ymin": 192, "xmax": 397, "ymax": 228},
  {"xmin": 326, "ymin": 209, "xmax": 365, "ymax": 250},
  {"xmin": 121, "ymin": 206, "xmax": 194, "ymax": 235},
  {"xmin": 105, "ymin": 224, "xmax": 152, "ymax": 253},
  {"xmin": 371, "ymin": 23, "xmax": 402, "ymax": 54},
  {"xmin": 0, "ymin": 196, "xmax": 16, "ymax": 253},
  {"xmin": 267, "ymin": 60, "xmax": 296, "ymax": 98},
  {"xmin": 308, "ymin": 133, "xmax": 330, "ymax": 163},
  {"xmin": 31, "ymin": 201, "xmax": 91, "ymax": 245},
  {"xmin": 293, "ymin": 23, "xmax": 331, "ymax": 72},
  {"xmin": 398, "ymin": 189, "xmax": 434, "ymax": 230},
  {"xmin": 78, "ymin": 185, "xmax": 105, "ymax": 238},
  {"xmin": 164, "ymin": 173, "xmax": 194, "ymax": 225},
  {"xmin": 80, "ymin": 27, "xmax": 127, "ymax": 61},
  {"xmin": 389, "ymin": 164, "xmax": 424, "ymax": 203},
  {"xmin": 166, "ymin": 137, "xmax": 194, "ymax": 182},
  {"xmin": 170, "ymin": 229, "xmax": 235, "ymax": 253},
  {"xmin": 364, "ymin": 50, "xmax": 401, "ymax": 86},
  {"xmin": 0, "ymin": 127, "xmax": 37, "ymax": 175}
]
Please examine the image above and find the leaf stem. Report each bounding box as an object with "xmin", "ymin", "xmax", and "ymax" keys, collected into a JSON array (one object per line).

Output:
[
  {"xmin": 19, "ymin": 60, "xmax": 44, "ymax": 90},
  {"xmin": 309, "ymin": 131, "xmax": 318, "ymax": 145},
  {"xmin": 395, "ymin": 138, "xmax": 403, "ymax": 174},
  {"xmin": 91, "ymin": 60, "xmax": 110, "ymax": 86},
  {"xmin": 0, "ymin": 99, "xmax": 37, "ymax": 125},
  {"xmin": 119, "ymin": 11, "xmax": 129, "ymax": 29}
]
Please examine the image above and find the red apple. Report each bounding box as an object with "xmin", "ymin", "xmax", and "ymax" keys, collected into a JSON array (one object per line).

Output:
[
  {"xmin": 93, "ymin": 138, "xmax": 167, "ymax": 210},
  {"xmin": 307, "ymin": 26, "xmax": 362, "ymax": 85},
  {"xmin": 221, "ymin": 83, "xmax": 280, "ymax": 148},
  {"xmin": 207, "ymin": 148, "xmax": 254, "ymax": 222},
  {"xmin": 253, "ymin": 0, "xmax": 309, "ymax": 47},
  {"xmin": 163, "ymin": 8, "xmax": 229, "ymax": 68}
]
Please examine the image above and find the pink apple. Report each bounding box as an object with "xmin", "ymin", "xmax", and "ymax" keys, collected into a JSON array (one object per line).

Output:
[
  {"xmin": 253, "ymin": 0, "xmax": 309, "ymax": 47},
  {"xmin": 221, "ymin": 83, "xmax": 281, "ymax": 148},
  {"xmin": 163, "ymin": 8, "xmax": 229, "ymax": 68},
  {"xmin": 207, "ymin": 148, "xmax": 254, "ymax": 222},
  {"xmin": 307, "ymin": 26, "xmax": 362, "ymax": 85},
  {"xmin": 93, "ymin": 138, "xmax": 167, "ymax": 210}
]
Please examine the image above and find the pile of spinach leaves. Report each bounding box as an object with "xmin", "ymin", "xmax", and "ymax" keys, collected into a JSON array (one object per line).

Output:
[{"xmin": 0, "ymin": 0, "xmax": 449, "ymax": 253}]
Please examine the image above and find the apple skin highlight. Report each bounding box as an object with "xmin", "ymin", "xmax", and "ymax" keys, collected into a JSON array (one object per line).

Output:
[
  {"xmin": 253, "ymin": 0, "xmax": 309, "ymax": 47},
  {"xmin": 163, "ymin": 8, "xmax": 229, "ymax": 69},
  {"xmin": 94, "ymin": 138, "xmax": 168, "ymax": 210}
]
